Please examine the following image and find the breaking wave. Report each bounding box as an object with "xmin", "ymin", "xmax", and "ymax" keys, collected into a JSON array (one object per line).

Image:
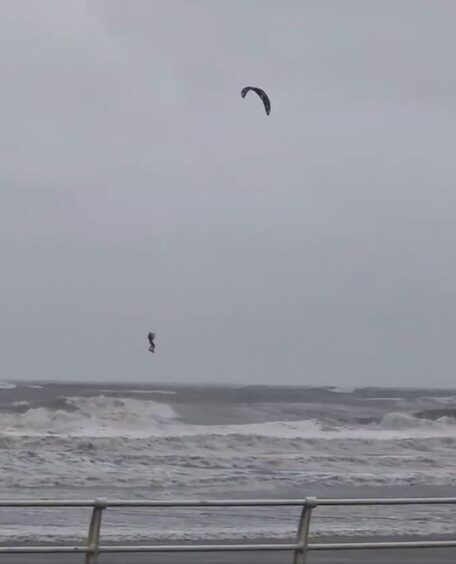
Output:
[
  {"xmin": 1, "ymin": 389, "xmax": 456, "ymax": 494},
  {"xmin": 0, "ymin": 395, "xmax": 178, "ymax": 436},
  {"xmin": 378, "ymin": 411, "xmax": 456, "ymax": 430},
  {"xmin": 1, "ymin": 394, "xmax": 456, "ymax": 440}
]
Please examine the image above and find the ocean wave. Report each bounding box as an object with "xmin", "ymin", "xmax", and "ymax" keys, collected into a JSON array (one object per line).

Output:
[
  {"xmin": 414, "ymin": 408, "xmax": 456, "ymax": 421},
  {"xmin": 1, "ymin": 394, "xmax": 456, "ymax": 492},
  {"xmin": 100, "ymin": 389, "xmax": 178, "ymax": 395},
  {"xmin": 326, "ymin": 386, "xmax": 358, "ymax": 394},
  {"xmin": 418, "ymin": 395, "xmax": 456, "ymax": 405},
  {"xmin": 2, "ymin": 424, "xmax": 456, "ymax": 492},
  {"xmin": 1, "ymin": 385, "xmax": 456, "ymax": 516},
  {"xmin": 378, "ymin": 411, "xmax": 456, "ymax": 429},
  {"xmin": 0, "ymin": 395, "xmax": 178, "ymax": 436},
  {"xmin": 1, "ymin": 393, "xmax": 456, "ymax": 440}
]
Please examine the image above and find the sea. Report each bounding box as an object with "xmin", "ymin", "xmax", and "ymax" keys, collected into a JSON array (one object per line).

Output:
[{"xmin": 0, "ymin": 381, "xmax": 456, "ymax": 543}]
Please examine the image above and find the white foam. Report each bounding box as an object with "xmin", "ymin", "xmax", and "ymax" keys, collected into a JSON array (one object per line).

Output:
[
  {"xmin": 423, "ymin": 395, "xmax": 456, "ymax": 405},
  {"xmin": 365, "ymin": 397, "xmax": 402, "ymax": 401},
  {"xmin": 0, "ymin": 395, "xmax": 178, "ymax": 437},
  {"xmin": 327, "ymin": 386, "xmax": 357, "ymax": 394},
  {"xmin": 130, "ymin": 390, "xmax": 177, "ymax": 395},
  {"xmin": 1, "ymin": 394, "xmax": 455, "ymax": 441},
  {"xmin": 100, "ymin": 389, "xmax": 177, "ymax": 395}
]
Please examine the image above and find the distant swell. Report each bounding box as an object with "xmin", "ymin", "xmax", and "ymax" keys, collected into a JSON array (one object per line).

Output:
[{"xmin": 414, "ymin": 408, "xmax": 456, "ymax": 421}]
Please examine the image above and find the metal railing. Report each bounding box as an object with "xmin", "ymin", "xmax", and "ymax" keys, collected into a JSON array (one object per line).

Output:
[{"xmin": 0, "ymin": 496, "xmax": 455, "ymax": 563}]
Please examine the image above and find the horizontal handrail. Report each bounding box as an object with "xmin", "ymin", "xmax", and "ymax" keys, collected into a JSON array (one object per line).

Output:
[
  {"xmin": 0, "ymin": 547, "xmax": 88, "ymax": 554},
  {"xmin": 1, "ymin": 540, "xmax": 456, "ymax": 555},
  {"xmin": 0, "ymin": 543, "xmax": 301, "ymax": 554},
  {"xmin": 0, "ymin": 496, "xmax": 456, "ymax": 507},
  {"xmin": 0, "ymin": 498, "xmax": 306, "ymax": 507},
  {"xmin": 314, "ymin": 497, "xmax": 456, "ymax": 506},
  {"xmin": 309, "ymin": 540, "xmax": 456, "ymax": 550}
]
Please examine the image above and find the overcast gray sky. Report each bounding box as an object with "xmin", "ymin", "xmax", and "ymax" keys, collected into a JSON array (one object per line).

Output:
[{"xmin": 2, "ymin": 0, "xmax": 456, "ymax": 386}]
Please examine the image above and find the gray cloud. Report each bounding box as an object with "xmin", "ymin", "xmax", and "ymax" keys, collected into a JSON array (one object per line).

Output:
[{"xmin": 1, "ymin": 0, "xmax": 456, "ymax": 386}]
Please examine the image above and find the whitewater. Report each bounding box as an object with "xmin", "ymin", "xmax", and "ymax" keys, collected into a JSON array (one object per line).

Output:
[{"xmin": 1, "ymin": 381, "xmax": 456, "ymax": 542}]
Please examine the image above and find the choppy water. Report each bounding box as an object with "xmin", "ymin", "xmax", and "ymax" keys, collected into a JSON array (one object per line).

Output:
[{"xmin": 1, "ymin": 381, "xmax": 456, "ymax": 541}]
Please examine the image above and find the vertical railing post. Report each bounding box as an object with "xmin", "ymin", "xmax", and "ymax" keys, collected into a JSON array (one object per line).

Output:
[
  {"xmin": 293, "ymin": 496, "xmax": 317, "ymax": 564},
  {"xmin": 85, "ymin": 499, "xmax": 106, "ymax": 564}
]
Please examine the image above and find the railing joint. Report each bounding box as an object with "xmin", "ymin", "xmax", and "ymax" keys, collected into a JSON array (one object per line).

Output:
[{"xmin": 304, "ymin": 496, "xmax": 318, "ymax": 508}]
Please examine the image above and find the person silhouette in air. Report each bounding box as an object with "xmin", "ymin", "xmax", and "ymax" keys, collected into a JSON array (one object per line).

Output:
[{"xmin": 147, "ymin": 332, "xmax": 155, "ymax": 353}]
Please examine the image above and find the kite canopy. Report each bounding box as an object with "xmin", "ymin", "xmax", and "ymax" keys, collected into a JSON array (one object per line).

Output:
[{"xmin": 241, "ymin": 86, "xmax": 271, "ymax": 115}]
